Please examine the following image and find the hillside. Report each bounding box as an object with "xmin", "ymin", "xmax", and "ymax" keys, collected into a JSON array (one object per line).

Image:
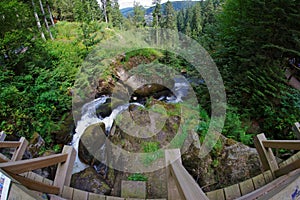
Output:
[{"xmin": 120, "ymin": 1, "xmax": 198, "ymax": 17}]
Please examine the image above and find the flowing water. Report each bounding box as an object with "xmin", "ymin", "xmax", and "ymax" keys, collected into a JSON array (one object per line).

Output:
[{"xmin": 71, "ymin": 77, "xmax": 191, "ymax": 174}]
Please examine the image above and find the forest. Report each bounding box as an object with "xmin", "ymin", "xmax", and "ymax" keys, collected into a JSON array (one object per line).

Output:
[{"xmin": 1, "ymin": 0, "xmax": 300, "ymax": 153}]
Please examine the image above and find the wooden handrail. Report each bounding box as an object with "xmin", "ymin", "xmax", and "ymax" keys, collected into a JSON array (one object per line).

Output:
[
  {"xmin": 0, "ymin": 141, "xmax": 21, "ymax": 148},
  {"xmin": 262, "ymin": 140, "xmax": 300, "ymax": 150},
  {"xmin": 255, "ymin": 133, "xmax": 300, "ymax": 178},
  {"xmin": 165, "ymin": 149, "xmax": 208, "ymax": 200},
  {"xmin": 8, "ymin": 172, "xmax": 60, "ymax": 194},
  {"xmin": 170, "ymin": 160, "xmax": 208, "ymax": 200},
  {"xmin": 0, "ymin": 153, "xmax": 68, "ymax": 174}
]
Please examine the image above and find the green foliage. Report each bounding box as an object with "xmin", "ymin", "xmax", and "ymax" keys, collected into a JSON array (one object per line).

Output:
[
  {"xmin": 0, "ymin": 22, "xmax": 85, "ymax": 147},
  {"xmin": 216, "ymin": 0, "xmax": 300, "ymax": 139},
  {"xmin": 124, "ymin": 48, "xmax": 162, "ymax": 62},
  {"xmin": 132, "ymin": 2, "xmax": 146, "ymax": 28},
  {"xmin": 222, "ymin": 107, "xmax": 252, "ymax": 145},
  {"xmin": 141, "ymin": 141, "xmax": 160, "ymax": 153},
  {"xmin": 128, "ymin": 173, "xmax": 148, "ymax": 181}
]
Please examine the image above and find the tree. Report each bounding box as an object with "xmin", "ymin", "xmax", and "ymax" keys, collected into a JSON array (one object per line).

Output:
[
  {"xmin": 101, "ymin": 0, "xmax": 112, "ymax": 23},
  {"xmin": 163, "ymin": 1, "xmax": 176, "ymax": 30},
  {"xmin": 162, "ymin": 1, "xmax": 177, "ymax": 43},
  {"xmin": 111, "ymin": 0, "xmax": 123, "ymax": 29},
  {"xmin": 152, "ymin": 0, "xmax": 162, "ymax": 28},
  {"xmin": 177, "ymin": 10, "xmax": 185, "ymax": 33},
  {"xmin": 132, "ymin": 2, "xmax": 145, "ymax": 28},
  {"xmin": 191, "ymin": 2, "xmax": 202, "ymax": 40},
  {"xmin": 217, "ymin": 0, "xmax": 300, "ymax": 138}
]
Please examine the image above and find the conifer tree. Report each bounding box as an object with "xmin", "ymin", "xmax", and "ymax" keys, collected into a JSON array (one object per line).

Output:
[
  {"xmin": 217, "ymin": 0, "xmax": 300, "ymax": 137},
  {"xmin": 111, "ymin": 0, "xmax": 123, "ymax": 29},
  {"xmin": 133, "ymin": 2, "xmax": 145, "ymax": 28},
  {"xmin": 191, "ymin": 2, "xmax": 202, "ymax": 40}
]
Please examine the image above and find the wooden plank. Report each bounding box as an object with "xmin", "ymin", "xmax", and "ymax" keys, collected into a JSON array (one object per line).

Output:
[
  {"xmin": 0, "ymin": 131, "xmax": 6, "ymax": 141},
  {"xmin": 61, "ymin": 186, "xmax": 74, "ymax": 199},
  {"xmin": 88, "ymin": 192, "xmax": 106, "ymax": 200},
  {"xmin": 43, "ymin": 177, "xmax": 54, "ymax": 185},
  {"xmin": 7, "ymin": 172, "xmax": 60, "ymax": 194},
  {"xmin": 170, "ymin": 160, "xmax": 208, "ymax": 200},
  {"xmin": 239, "ymin": 179, "xmax": 255, "ymax": 195},
  {"xmin": 106, "ymin": 196, "xmax": 124, "ymax": 200},
  {"xmin": 262, "ymin": 140, "xmax": 300, "ymax": 150},
  {"xmin": 206, "ymin": 189, "xmax": 225, "ymax": 200},
  {"xmin": 252, "ymin": 174, "xmax": 266, "ymax": 189},
  {"xmin": 73, "ymin": 188, "xmax": 88, "ymax": 200},
  {"xmin": 0, "ymin": 153, "xmax": 9, "ymax": 163},
  {"xmin": 236, "ymin": 168, "xmax": 300, "ymax": 200},
  {"xmin": 0, "ymin": 153, "xmax": 68, "ymax": 174},
  {"xmin": 53, "ymin": 146, "xmax": 76, "ymax": 194},
  {"xmin": 292, "ymin": 122, "xmax": 300, "ymax": 139},
  {"xmin": 263, "ymin": 170, "xmax": 274, "ymax": 183},
  {"xmin": 165, "ymin": 149, "xmax": 208, "ymax": 200},
  {"xmin": 0, "ymin": 141, "xmax": 21, "ymax": 148},
  {"xmin": 224, "ymin": 184, "xmax": 241, "ymax": 200},
  {"xmin": 11, "ymin": 137, "xmax": 29, "ymax": 161},
  {"xmin": 254, "ymin": 133, "xmax": 278, "ymax": 172},
  {"xmin": 27, "ymin": 171, "xmax": 36, "ymax": 180},
  {"xmin": 274, "ymin": 158, "xmax": 300, "ymax": 177},
  {"xmin": 48, "ymin": 194, "xmax": 68, "ymax": 200},
  {"xmin": 34, "ymin": 173, "xmax": 44, "ymax": 183},
  {"xmin": 165, "ymin": 149, "xmax": 183, "ymax": 200},
  {"xmin": 9, "ymin": 183, "xmax": 43, "ymax": 200}
]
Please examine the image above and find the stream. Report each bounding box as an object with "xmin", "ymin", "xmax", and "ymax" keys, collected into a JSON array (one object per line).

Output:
[{"xmin": 71, "ymin": 76, "xmax": 192, "ymax": 174}]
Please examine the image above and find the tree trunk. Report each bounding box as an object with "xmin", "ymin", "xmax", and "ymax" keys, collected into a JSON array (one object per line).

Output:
[
  {"xmin": 46, "ymin": 1, "xmax": 55, "ymax": 26},
  {"xmin": 31, "ymin": 0, "xmax": 46, "ymax": 41},
  {"xmin": 38, "ymin": 0, "xmax": 53, "ymax": 40}
]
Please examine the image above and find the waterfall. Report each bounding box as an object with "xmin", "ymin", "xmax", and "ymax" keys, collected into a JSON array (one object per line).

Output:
[
  {"xmin": 71, "ymin": 96, "xmax": 144, "ymax": 174},
  {"xmin": 72, "ymin": 96, "xmax": 109, "ymax": 174},
  {"xmin": 71, "ymin": 77, "xmax": 190, "ymax": 174}
]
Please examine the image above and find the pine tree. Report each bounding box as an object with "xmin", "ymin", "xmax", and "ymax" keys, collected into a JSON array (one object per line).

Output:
[
  {"xmin": 101, "ymin": 0, "xmax": 112, "ymax": 23},
  {"xmin": 111, "ymin": 0, "xmax": 123, "ymax": 29},
  {"xmin": 217, "ymin": 0, "xmax": 300, "ymax": 137},
  {"xmin": 163, "ymin": 1, "xmax": 176, "ymax": 30},
  {"xmin": 133, "ymin": 2, "xmax": 145, "ymax": 28},
  {"xmin": 177, "ymin": 10, "xmax": 185, "ymax": 33},
  {"xmin": 191, "ymin": 2, "xmax": 202, "ymax": 40},
  {"xmin": 152, "ymin": 0, "xmax": 162, "ymax": 28}
]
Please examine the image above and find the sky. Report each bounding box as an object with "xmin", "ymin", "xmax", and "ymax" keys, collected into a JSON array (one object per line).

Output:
[{"xmin": 118, "ymin": 0, "xmax": 197, "ymax": 9}]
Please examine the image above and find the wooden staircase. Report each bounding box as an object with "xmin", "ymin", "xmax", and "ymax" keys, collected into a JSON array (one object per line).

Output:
[{"xmin": 0, "ymin": 130, "xmax": 300, "ymax": 200}]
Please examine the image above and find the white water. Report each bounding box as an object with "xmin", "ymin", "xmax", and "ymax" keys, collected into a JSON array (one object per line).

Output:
[
  {"xmin": 71, "ymin": 96, "xmax": 144, "ymax": 174},
  {"xmin": 71, "ymin": 77, "xmax": 190, "ymax": 174}
]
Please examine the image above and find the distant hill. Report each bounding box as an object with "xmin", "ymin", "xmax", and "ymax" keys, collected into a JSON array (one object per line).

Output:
[{"xmin": 121, "ymin": 1, "xmax": 199, "ymax": 17}]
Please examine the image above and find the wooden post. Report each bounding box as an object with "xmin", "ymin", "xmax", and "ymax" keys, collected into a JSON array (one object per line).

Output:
[
  {"xmin": 254, "ymin": 134, "xmax": 278, "ymax": 173},
  {"xmin": 165, "ymin": 149, "xmax": 209, "ymax": 200},
  {"xmin": 0, "ymin": 131, "xmax": 6, "ymax": 141},
  {"xmin": 292, "ymin": 122, "xmax": 300, "ymax": 139},
  {"xmin": 53, "ymin": 146, "xmax": 76, "ymax": 194},
  {"xmin": 11, "ymin": 137, "xmax": 28, "ymax": 161},
  {"xmin": 165, "ymin": 149, "xmax": 184, "ymax": 200}
]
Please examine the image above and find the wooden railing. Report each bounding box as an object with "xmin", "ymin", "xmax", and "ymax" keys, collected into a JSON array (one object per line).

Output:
[
  {"xmin": 0, "ymin": 132, "xmax": 28, "ymax": 162},
  {"xmin": 254, "ymin": 133, "xmax": 300, "ymax": 178},
  {"xmin": 0, "ymin": 132, "xmax": 76, "ymax": 195},
  {"xmin": 165, "ymin": 149, "xmax": 208, "ymax": 200}
]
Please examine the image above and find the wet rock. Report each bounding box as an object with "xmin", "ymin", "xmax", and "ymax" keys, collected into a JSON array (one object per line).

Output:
[
  {"xmin": 78, "ymin": 122, "xmax": 107, "ymax": 165},
  {"xmin": 96, "ymin": 77, "xmax": 115, "ymax": 97},
  {"xmin": 182, "ymin": 135, "xmax": 262, "ymax": 192},
  {"xmin": 53, "ymin": 113, "xmax": 74, "ymax": 145},
  {"xmin": 71, "ymin": 167, "xmax": 111, "ymax": 195},
  {"xmin": 26, "ymin": 132, "xmax": 45, "ymax": 158},
  {"xmin": 96, "ymin": 98, "xmax": 112, "ymax": 118}
]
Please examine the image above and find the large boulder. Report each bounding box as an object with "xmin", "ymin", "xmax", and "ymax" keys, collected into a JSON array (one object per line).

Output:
[
  {"xmin": 78, "ymin": 122, "xmax": 107, "ymax": 165},
  {"xmin": 182, "ymin": 135, "xmax": 262, "ymax": 192},
  {"xmin": 71, "ymin": 167, "xmax": 111, "ymax": 195}
]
